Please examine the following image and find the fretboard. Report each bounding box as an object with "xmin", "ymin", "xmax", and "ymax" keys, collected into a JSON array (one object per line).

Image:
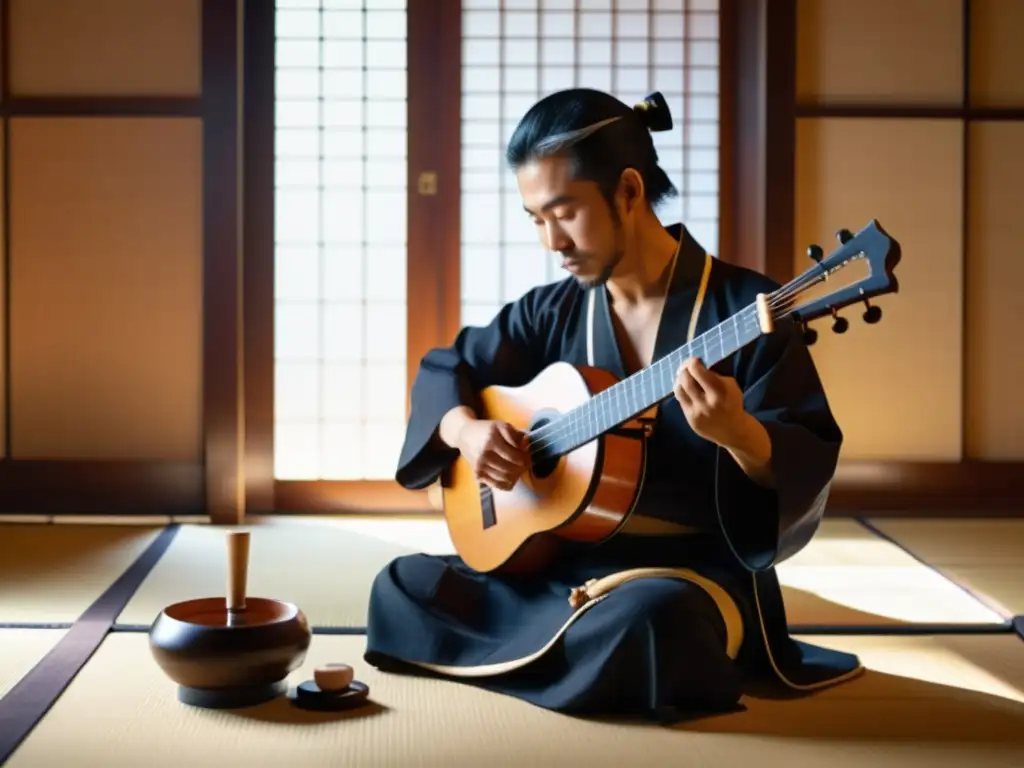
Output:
[{"xmin": 530, "ymin": 303, "xmax": 764, "ymax": 460}]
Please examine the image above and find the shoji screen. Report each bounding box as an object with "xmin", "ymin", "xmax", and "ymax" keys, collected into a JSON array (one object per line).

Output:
[
  {"xmin": 273, "ymin": 1, "xmax": 409, "ymax": 480},
  {"xmin": 459, "ymin": 0, "xmax": 720, "ymax": 327}
]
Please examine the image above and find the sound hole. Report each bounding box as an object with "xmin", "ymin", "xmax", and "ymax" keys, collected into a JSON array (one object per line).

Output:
[{"xmin": 528, "ymin": 411, "xmax": 561, "ymax": 480}]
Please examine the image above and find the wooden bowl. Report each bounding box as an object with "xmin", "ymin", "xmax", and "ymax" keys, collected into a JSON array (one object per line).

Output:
[{"xmin": 149, "ymin": 596, "xmax": 312, "ymax": 709}]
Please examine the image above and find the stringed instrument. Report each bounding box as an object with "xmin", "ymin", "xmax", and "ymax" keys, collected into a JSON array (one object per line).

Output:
[{"xmin": 440, "ymin": 220, "xmax": 901, "ymax": 574}]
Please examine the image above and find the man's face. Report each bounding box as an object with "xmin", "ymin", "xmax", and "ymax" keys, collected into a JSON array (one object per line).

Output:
[{"xmin": 515, "ymin": 155, "xmax": 624, "ymax": 288}]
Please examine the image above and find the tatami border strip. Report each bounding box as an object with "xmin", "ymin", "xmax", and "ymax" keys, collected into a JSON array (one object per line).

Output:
[
  {"xmin": 90, "ymin": 622, "xmax": 1007, "ymax": 637},
  {"xmin": 789, "ymin": 623, "xmax": 1010, "ymax": 635},
  {"xmin": 0, "ymin": 524, "xmax": 180, "ymax": 764},
  {"xmin": 855, "ymin": 517, "xmax": 1014, "ymax": 624},
  {"xmin": 107, "ymin": 623, "xmax": 369, "ymax": 635}
]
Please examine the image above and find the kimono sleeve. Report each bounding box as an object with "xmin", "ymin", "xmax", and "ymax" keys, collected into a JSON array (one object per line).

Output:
[
  {"xmin": 715, "ymin": 314, "xmax": 844, "ymax": 572},
  {"xmin": 394, "ymin": 284, "xmax": 569, "ymax": 490}
]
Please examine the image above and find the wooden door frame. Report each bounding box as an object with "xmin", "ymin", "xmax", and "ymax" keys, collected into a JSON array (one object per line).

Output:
[
  {"xmin": 239, "ymin": 0, "xmax": 747, "ymax": 517},
  {"xmin": 239, "ymin": 0, "xmax": 463, "ymax": 517}
]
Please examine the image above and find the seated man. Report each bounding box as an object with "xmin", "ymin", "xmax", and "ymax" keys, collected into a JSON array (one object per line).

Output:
[{"xmin": 363, "ymin": 88, "xmax": 862, "ymax": 721}]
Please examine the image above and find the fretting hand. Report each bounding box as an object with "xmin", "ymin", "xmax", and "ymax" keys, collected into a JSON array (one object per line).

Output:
[{"xmin": 672, "ymin": 357, "xmax": 748, "ymax": 448}]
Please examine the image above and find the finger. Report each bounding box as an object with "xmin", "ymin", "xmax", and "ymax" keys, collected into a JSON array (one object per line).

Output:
[
  {"xmin": 680, "ymin": 359, "xmax": 708, "ymax": 394},
  {"xmin": 481, "ymin": 451, "xmax": 521, "ymax": 478},
  {"xmin": 489, "ymin": 439, "xmax": 528, "ymax": 468},
  {"xmin": 494, "ymin": 468, "xmax": 521, "ymax": 489},
  {"xmin": 494, "ymin": 423, "xmax": 529, "ymax": 462},
  {"xmin": 678, "ymin": 358, "xmax": 705, "ymax": 390},
  {"xmin": 476, "ymin": 462, "xmax": 508, "ymax": 486},
  {"xmin": 480, "ymin": 473, "xmax": 512, "ymax": 491},
  {"xmin": 687, "ymin": 357, "xmax": 724, "ymax": 398},
  {"xmin": 679, "ymin": 367, "xmax": 705, "ymax": 403},
  {"xmin": 496, "ymin": 421, "xmax": 524, "ymax": 444},
  {"xmin": 481, "ymin": 468, "xmax": 517, "ymax": 491},
  {"xmin": 472, "ymin": 450, "xmax": 515, "ymax": 479},
  {"xmin": 673, "ymin": 376, "xmax": 692, "ymax": 409}
]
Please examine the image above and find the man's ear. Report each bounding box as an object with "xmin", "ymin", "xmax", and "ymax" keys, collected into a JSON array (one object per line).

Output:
[{"xmin": 616, "ymin": 168, "xmax": 646, "ymax": 216}]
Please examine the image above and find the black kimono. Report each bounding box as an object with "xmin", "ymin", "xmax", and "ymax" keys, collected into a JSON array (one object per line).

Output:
[{"xmin": 363, "ymin": 223, "xmax": 863, "ymax": 721}]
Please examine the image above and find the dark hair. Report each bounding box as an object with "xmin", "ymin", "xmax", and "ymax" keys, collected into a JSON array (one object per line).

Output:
[{"xmin": 505, "ymin": 88, "xmax": 678, "ymax": 211}]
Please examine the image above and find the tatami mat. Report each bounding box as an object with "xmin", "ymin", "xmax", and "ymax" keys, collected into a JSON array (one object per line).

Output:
[
  {"xmin": 0, "ymin": 523, "xmax": 162, "ymax": 624},
  {"xmin": 870, "ymin": 519, "xmax": 1024, "ymax": 616},
  {"xmin": 0, "ymin": 629, "xmax": 67, "ymax": 699},
  {"xmin": 8, "ymin": 631, "xmax": 1024, "ymax": 767},
  {"xmin": 870, "ymin": 519, "xmax": 1024, "ymax": 565},
  {"xmin": 115, "ymin": 517, "xmax": 419, "ymax": 628},
  {"xmin": 276, "ymin": 515, "xmax": 1007, "ymax": 628},
  {"xmin": 5, "ymin": 516, "xmax": 1010, "ymax": 632}
]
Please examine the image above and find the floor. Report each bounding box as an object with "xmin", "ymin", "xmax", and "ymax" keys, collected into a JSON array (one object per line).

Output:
[{"xmin": 1, "ymin": 514, "xmax": 1022, "ymax": 767}]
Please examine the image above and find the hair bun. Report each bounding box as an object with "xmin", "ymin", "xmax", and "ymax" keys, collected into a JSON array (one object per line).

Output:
[{"xmin": 633, "ymin": 91, "xmax": 673, "ymax": 132}]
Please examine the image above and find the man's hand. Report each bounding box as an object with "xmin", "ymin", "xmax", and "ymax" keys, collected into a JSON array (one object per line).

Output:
[
  {"xmin": 673, "ymin": 357, "xmax": 746, "ymax": 446},
  {"xmin": 438, "ymin": 405, "xmax": 529, "ymax": 491},
  {"xmin": 673, "ymin": 357, "xmax": 775, "ymax": 486},
  {"xmin": 455, "ymin": 420, "xmax": 529, "ymax": 491}
]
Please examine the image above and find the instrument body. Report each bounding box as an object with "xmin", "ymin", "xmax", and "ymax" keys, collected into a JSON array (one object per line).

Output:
[
  {"xmin": 440, "ymin": 220, "xmax": 903, "ymax": 576},
  {"xmin": 441, "ymin": 362, "xmax": 650, "ymax": 574}
]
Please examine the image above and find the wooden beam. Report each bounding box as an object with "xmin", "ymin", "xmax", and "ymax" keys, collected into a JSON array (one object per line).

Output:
[
  {"xmin": 722, "ymin": 0, "xmax": 796, "ymax": 284},
  {"xmin": 202, "ymin": 0, "xmax": 245, "ymax": 524},
  {"xmin": 794, "ymin": 105, "xmax": 1024, "ymax": 121},
  {"xmin": 274, "ymin": 480, "xmax": 434, "ymax": 514},
  {"xmin": 241, "ymin": 0, "xmax": 275, "ymax": 514},
  {"xmin": 268, "ymin": 461, "xmax": 1024, "ymax": 517},
  {"xmin": 717, "ymin": 0, "xmax": 736, "ymax": 267},
  {"xmin": 0, "ymin": 461, "xmax": 203, "ymax": 515},
  {"xmin": 0, "ymin": 97, "xmax": 202, "ymax": 117},
  {"xmin": 828, "ymin": 460, "xmax": 1024, "ymax": 515},
  {"xmin": 406, "ymin": 0, "xmax": 463, "ymax": 401},
  {"xmin": 435, "ymin": 0, "xmax": 464, "ymax": 347},
  {"xmin": 2, "ymin": 0, "xmax": 11, "ymax": 460},
  {"xmin": 762, "ymin": 0, "xmax": 797, "ymax": 285}
]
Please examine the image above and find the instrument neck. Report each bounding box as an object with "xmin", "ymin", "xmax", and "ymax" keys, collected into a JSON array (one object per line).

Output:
[{"xmin": 529, "ymin": 303, "xmax": 764, "ymax": 459}]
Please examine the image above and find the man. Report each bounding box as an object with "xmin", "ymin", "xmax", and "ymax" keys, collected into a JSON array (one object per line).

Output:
[{"xmin": 363, "ymin": 88, "xmax": 863, "ymax": 721}]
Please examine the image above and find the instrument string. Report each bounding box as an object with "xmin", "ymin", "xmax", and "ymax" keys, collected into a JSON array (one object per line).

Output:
[{"xmin": 524, "ymin": 265, "xmax": 830, "ymax": 456}]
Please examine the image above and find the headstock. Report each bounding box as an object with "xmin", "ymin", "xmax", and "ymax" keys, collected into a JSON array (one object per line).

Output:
[{"xmin": 770, "ymin": 219, "xmax": 901, "ymax": 345}]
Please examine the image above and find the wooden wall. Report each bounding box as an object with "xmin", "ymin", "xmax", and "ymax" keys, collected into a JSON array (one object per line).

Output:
[
  {"xmin": 741, "ymin": 0, "xmax": 1024, "ymax": 512},
  {"xmin": 2, "ymin": 0, "xmax": 1021, "ymax": 520},
  {"xmin": 0, "ymin": 0, "xmax": 243, "ymax": 518}
]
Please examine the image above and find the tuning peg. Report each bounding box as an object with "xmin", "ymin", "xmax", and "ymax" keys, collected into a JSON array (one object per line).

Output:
[
  {"xmin": 831, "ymin": 308, "xmax": 849, "ymax": 334},
  {"xmin": 836, "ymin": 228, "xmax": 853, "ymax": 244},
  {"xmin": 807, "ymin": 244, "xmax": 823, "ymax": 263},
  {"xmin": 862, "ymin": 298, "xmax": 882, "ymax": 324},
  {"xmin": 802, "ymin": 323, "xmax": 818, "ymax": 346}
]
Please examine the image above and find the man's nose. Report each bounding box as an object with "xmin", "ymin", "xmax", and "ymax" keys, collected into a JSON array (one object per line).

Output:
[{"xmin": 544, "ymin": 223, "xmax": 571, "ymax": 252}]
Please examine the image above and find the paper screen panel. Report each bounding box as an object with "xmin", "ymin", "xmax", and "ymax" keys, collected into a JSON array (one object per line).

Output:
[
  {"xmin": 8, "ymin": 118, "xmax": 203, "ymax": 460},
  {"xmin": 970, "ymin": 0, "xmax": 1024, "ymax": 108},
  {"xmin": 964, "ymin": 122, "xmax": 1024, "ymax": 460},
  {"xmin": 796, "ymin": 0, "xmax": 962, "ymax": 106},
  {"xmin": 7, "ymin": 0, "xmax": 201, "ymax": 96},
  {"xmin": 793, "ymin": 118, "xmax": 964, "ymax": 461},
  {"xmin": 459, "ymin": 0, "xmax": 720, "ymax": 327},
  {"xmin": 273, "ymin": 0, "xmax": 409, "ymax": 480}
]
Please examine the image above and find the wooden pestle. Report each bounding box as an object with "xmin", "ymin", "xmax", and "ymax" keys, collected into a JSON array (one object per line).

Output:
[{"xmin": 226, "ymin": 531, "xmax": 251, "ymax": 617}]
